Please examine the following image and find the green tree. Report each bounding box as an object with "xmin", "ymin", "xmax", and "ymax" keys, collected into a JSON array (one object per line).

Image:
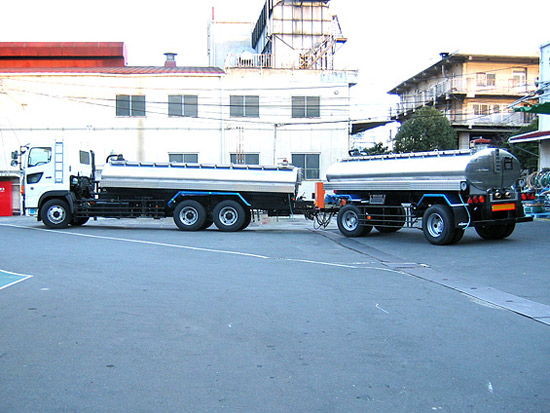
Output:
[
  {"xmin": 503, "ymin": 119, "xmax": 539, "ymax": 172},
  {"xmin": 364, "ymin": 142, "xmax": 390, "ymax": 155},
  {"xmin": 393, "ymin": 106, "xmax": 457, "ymax": 153}
]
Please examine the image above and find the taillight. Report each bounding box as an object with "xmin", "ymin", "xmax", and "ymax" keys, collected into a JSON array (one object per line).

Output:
[
  {"xmin": 521, "ymin": 192, "xmax": 536, "ymax": 201},
  {"xmin": 468, "ymin": 195, "xmax": 486, "ymax": 204}
]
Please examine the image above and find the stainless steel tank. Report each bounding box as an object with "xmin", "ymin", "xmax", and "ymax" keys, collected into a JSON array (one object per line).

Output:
[
  {"xmin": 324, "ymin": 148, "xmax": 520, "ymax": 192},
  {"xmin": 99, "ymin": 161, "xmax": 301, "ymax": 194}
]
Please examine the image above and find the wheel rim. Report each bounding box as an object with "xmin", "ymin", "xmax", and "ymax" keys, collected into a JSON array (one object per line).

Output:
[
  {"xmin": 179, "ymin": 206, "xmax": 199, "ymax": 226},
  {"xmin": 341, "ymin": 210, "xmax": 359, "ymax": 231},
  {"xmin": 47, "ymin": 205, "xmax": 66, "ymax": 224},
  {"xmin": 218, "ymin": 206, "xmax": 238, "ymax": 226},
  {"xmin": 426, "ymin": 213, "xmax": 444, "ymax": 238}
]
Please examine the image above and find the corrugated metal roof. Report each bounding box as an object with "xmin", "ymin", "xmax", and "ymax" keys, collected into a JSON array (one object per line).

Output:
[
  {"xmin": 0, "ymin": 66, "xmax": 225, "ymax": 75},
  {"xmin": 0, "ymin": 42, "xmax": 126, "ymax": 57}
]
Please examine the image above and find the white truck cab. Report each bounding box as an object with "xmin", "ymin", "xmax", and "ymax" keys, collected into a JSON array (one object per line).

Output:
[{"xmin": 22, "ymin": 140, "xmax": 93, "ymax": 218}]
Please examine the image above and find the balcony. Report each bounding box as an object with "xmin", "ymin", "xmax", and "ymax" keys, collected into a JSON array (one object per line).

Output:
[{"xmin": 225, "ymin": 53, "xmax": 272, "ymax": 69}]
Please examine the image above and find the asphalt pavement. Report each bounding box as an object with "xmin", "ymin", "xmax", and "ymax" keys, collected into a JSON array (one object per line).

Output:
[{"xmin": 0, "ymin": 215, "xmax": 549, "ymax": 412}]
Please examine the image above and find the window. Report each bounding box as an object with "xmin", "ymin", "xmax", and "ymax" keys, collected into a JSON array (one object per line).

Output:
[
  {"xmin": 168, "ymin": 95, "xmax": 198, "ymax": 117},
  {"xmin": 169, "ymin": 153, "xmax": 199, "ymax": 163},
  {"xmin": 79, "ymin": 151, "xmax": 90, "ymax": 165},
  {"xmin": 292, "ymin": 153, "xmax": 319, "ymax": 180},
  {"xmin": 476, "ymin": 73, "xmax": 487, "ymax": 87},
  {"xmin": 230, "ymin": 95, "xmax": 259, "ymax": 117},
  {"xmin": 487, "ymin": 73, "xmax": 496, "ymax": 87},
  {"xmin": 473, "ymin": 103, "xmax": 490, "ymax": 116},
  {"xmin": 116, "ymin": 95, "xmax": 146, "ymax": 117},
  {"xmin": 230, "ymin": 153, "xmax": 260, "ymax": 165},
  {"xmin": 292, "ymin": 96, "xmax": 320, "ymax": 118},
  {"xmin": 511, "ymin": 69, "xmax": 526, "ymax": 88},
  {"xmin": 28, "ymin": 147, "xmax": 51, "ymax": 167}
]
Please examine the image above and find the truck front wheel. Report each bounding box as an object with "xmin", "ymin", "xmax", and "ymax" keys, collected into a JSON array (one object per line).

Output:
[
  {"xmin": 173, "ymin": 200, "xmax": 207, "ymax": 231},
  {"xmin": 337, "ymin": 205, "xmax": 372, "ymax": 237},
  {"xmin": 422, "ymin": 204, "xmax": 455, "ymax": 245},
  {"xmin": 41, "ymin": 199, "xmax": 72, "ymax": 229},
  {"xmin": 213, "ymin": 200, "xmax": 246, "ymax": 232}
]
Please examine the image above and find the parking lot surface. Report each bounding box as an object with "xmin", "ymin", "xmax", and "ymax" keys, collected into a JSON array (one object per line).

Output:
[{"xmin": 1, "ymin": 215, "xmax": 549, "ymax": 412}]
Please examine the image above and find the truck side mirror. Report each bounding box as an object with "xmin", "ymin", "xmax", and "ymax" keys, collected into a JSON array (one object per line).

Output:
[{"xmin": 11, "ymin": 151, "xmax": 19, "ymax": 167}]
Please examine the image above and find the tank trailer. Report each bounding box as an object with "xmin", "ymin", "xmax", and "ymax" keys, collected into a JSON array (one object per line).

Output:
[
  {"xmin": 324, "ymin": 148, "xmax": 534, "ymax": 244},
  {"xmin": 18, "ymin": 140, "xmax": 533, "ymax": 245}
]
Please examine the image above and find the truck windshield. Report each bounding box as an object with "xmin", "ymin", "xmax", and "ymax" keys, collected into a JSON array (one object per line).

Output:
[{"xmin": 28, "ymin": 147, "xmax": 52, "ymax": 167}]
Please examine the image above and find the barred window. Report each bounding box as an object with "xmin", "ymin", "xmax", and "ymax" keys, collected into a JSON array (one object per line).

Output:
[
  {"xmin": 292, "ymin": 96, "xmax": 320, "ymax": 118},
  {"xmin": 292, "ymin": 153, "xmax": 319, "ymax": 180},
  {"xmin": 169, "ymin": 95, "xmax": 198, "ymax": 117},
  {"xmin": 116, "ymin": 95, "xmax": 146, "ymax": 117},
  {"xmin": 230, "ymin": 95, "xmax": 259, "ymax": 117},
  {"xmin": 230, "ymin": 153, "xmax": 260, "ymax": 165},
  {"xmin": 169, "ymin": 153, "xmax": 199, "ymax": 163}
]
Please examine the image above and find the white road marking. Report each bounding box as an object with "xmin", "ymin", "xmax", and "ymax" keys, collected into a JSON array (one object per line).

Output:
[
  {"xmin": 0, "ymin": 223, "xmax": 402, "ymax": 271},
  {"xmin": 375, "ymin": 304, "xmax": 390, "ymax": 315},
  {"xmin": 0, "ymin": 268, "xmax": 33, "ymax": 291}
]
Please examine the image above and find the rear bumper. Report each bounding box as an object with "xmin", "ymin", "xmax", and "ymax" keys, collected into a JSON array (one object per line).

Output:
[{"xmin": 470, "ymin": 216, "xmax": 533, "ymax": 227}]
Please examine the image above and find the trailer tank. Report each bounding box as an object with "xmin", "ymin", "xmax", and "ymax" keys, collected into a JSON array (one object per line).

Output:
[{"xmin": 325, "ymin": 148, "xmax": 521, "ymax": 192}]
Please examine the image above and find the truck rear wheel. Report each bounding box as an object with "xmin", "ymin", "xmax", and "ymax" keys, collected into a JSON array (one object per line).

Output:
[
  {"xmin": 213, "ymin": 200, "xmax": 246, "ymax": 232},
  {"xmin": 173, "ymin": 200, "xmax": 207, "ymax": 231},
  {"xmin": 475, "ymin": 223, "xmax": 515, "ymax": 240},
  {"xmin": 337, "ymin": 205, "xmax": 372, "ymax": 237},
  {"xmin": 41, "ymin": 199, "xmax": 72, "ymax": 229},
  {"xmin": 422, "ymin": 204, "xmax": 455, "ymax": 245}
]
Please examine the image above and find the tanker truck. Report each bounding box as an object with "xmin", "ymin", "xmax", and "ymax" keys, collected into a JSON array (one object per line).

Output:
[
  {"xmin": 19, "ymin": 140, "xmax": 314, "ymax": 232},
  {"xmin": 324, "ymin": 148, "xmax": 534, "ymax": 245},
  {"xmin": 18, "ymin": 139, "xmax": 533, "ymax": 245}
]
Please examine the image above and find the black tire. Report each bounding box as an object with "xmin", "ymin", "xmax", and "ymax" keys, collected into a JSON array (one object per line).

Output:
[
  {"xmin": 41, "ymin": 199, "xmax": 72, "ymax": 229},
  {"xmin": 475, "ymin": 223, "xmax": 515, "ymax": 240},
  {"xmin": 213, "ymin": 200, "xmax": 246, "ymax": 232},
  {"xmin": 337, "ymin": 205, "xmax": 372, "ymax": 237},
  {"xmin": 70, "ymin": 217, "xmax": 89, "ymax": 226},
  {"xmin": 240, "ymin": 208, "xmax": 252, "ymax": 231},
  {"xmin": 173, "ymin": 200, "xmax": 207, "ymax": 231},
  {"xmin": 374, "ymin": 206, "xmax": 406, "ymax": 233},
  {"xmin": 422, "ymin": 204, "xmax": 455, "ymax": 245},
  {"xmin": 449, "ymin": 228, "xmax": 465, "ymax": 245},
  {"xmin": 200, "ymin": 219, "xmax": 213, "ymax": 230}
]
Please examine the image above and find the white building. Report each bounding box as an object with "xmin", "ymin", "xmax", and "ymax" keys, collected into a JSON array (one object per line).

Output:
[{"xmin": 0, "ymin": 1, "xmax": 356, "ymax": 214}]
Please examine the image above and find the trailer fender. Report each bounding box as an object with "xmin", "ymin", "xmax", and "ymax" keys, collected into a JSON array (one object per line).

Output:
[{"xmin": 416, "ymin": 193, "xmax": 470, "ymax": 229}]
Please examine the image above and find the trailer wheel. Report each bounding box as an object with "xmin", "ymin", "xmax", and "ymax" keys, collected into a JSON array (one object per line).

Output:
[
  {"xmin": 475, "ymin": 223, "xmax": 515, "ymax": 240},
  {"xmin": 213, "ymin": 200, "xmax": 246, "ymax": 232},
  {"xmin": 337, "ymin": 205, "xmax": 372, "ymax": 237},
  {"xmin": 173, "ymin": 200, "xmax": 207, "ymax": 231},
  {"xmin": 422, "ymin": 205, "xmax": 455, "ymax": 245},
  {"xmin": 41, "ymin": 199, "xmax": 72, "ymax": 229},
  {"xmin": 450, "ymin": 228, "xmax": 465, "ymax": 244}
]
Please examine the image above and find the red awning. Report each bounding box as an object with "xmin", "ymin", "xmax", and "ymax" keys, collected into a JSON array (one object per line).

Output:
[{"xmin": 509, "ymin": 130, "xmax": 550, "ymax": 144}]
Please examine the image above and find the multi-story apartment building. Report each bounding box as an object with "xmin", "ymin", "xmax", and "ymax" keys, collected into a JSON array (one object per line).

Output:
[
  {"xmin": 510, "ymin": 41, "xmax": 550, "ymax": 170},
  {"xmin": 389, "ymin": 52, "xmax": 540, "ymax": 149},
  {"xmin": 0, "ymin": 1, "xmax": 355, "ymax": 214}
]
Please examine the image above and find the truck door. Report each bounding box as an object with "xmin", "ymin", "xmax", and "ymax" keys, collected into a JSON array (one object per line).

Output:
[{"xmin": 23, "ymin": 145, "xmax": 57, "ymax": 213}]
